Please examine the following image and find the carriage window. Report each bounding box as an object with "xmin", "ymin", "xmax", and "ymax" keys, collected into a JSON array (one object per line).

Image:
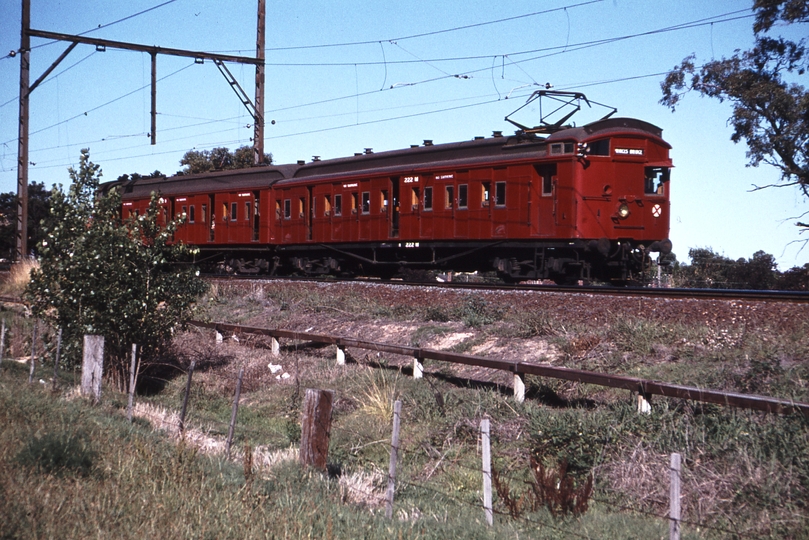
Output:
[
  {"xmin": 189, "ymin": 205, "xmax": 195, "ymax": 223},
  {"xmin": 298, "ymin": 198, "xmax": 305, "ymax": 218},
  {"xmin": 181, "ymin": 205, "xmax": 187, "ymax": 221},
  {"xmin": 588, "ymin": 138, "xmax": 610, "ymax": 156},
  {"xmin": 495, "ymin": 182, "xmax": 506, "ymax": 206},
  {"xmin": 411, "ymin": 187, "xmax": 420, "ymax": 209},
  {"xmin": 361, "ymin": 192, "xmax": 370, "ymax": 214},
  {"xmin": 222, "ymin": 203, "xmax": 228, "ymax": 222},
  {"xmin": 245, "ymin": 201, "xmax": 251, "ymax": 221},
  {"xmin": 351, "ymin": 193, "xmax": 358, "ymax": 214},
  {"xmin": 324, "ymin": 195, "xmax": 332, "ymax": 216},
  {"xmin": 645, "ymin": 167, "xmax": 669, "ymax": 195},
  {"xmin": 458, "ymin": 184, "xmax": 468, "ymax": 209},
  {"xmin": 536, "ymin": 163, "xmax": 556, "ymax": 196},
  {"xmin": 482, "ymin": 182, "xmax": 490, "ymax": 206},
  {"xmin": 283, "ymin": 199, "xmax": 291, "ymax": 220},
  {"xmin": 444, "ymin": 186, "xmax": 453, "ymax": 209},
  {"xmin": 334, "ymin": 194, "xmax": 342, "ymax": 216},
  {"xmin": 201, "ymin": 204, "xmax": 207, "ymax": 223},
  {"xmin": 230, "ymin": 202, "xmax": 238, "ymax": 221},
  {"xmin": 424, "ymin": 186, "xmax": 433, "ymax": 211}
]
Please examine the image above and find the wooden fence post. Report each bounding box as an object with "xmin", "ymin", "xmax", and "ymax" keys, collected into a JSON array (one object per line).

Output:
[
  {"xmin": 27, "ymin": 321, "xmax": 38, "ymax": 383},
  {"xmin": 299, "ymin": 388, "xmax": 335, "ymax": 471},
  {"xmin": 225, "ymin": 366, "xmax": 245, "ymax": 459},
  {"xmin": 335, "ymin": 344, "xmax": 346, "ymax": 365},
  {"xmin": 271, "ymin": 337, "xmax": 281, "ymax": 357},
  {"xmin": 513, "ymin": 372, "xmax": 525, "ymax": 403},
  {"xmin": 385, "ymin": 399, "xmax": 402, "ymax": 519},
  {"xmin": 127, "ymin": 344, "xmax": 137, "ymax": 422},
  {"xmin": 0, "ymin": 318, "xmax": 6, "ymax": 371},
  {"xmin": 80, "ymin": 335, "xmax": 104, "ymax": 403},
  {"xmin": 51, "ymin": 328, "xmax": 62, "ymax": 391},
  {"xmin": 670, "ymin": 453, "xmax": 681, "ymax": 540},
  {"xmin": 481, "ymin": 418, "xmax": 493, "ymax": 526},
  {"xmin": 179, "ymin": 360, "xmax": 196, "ymax": 434}
]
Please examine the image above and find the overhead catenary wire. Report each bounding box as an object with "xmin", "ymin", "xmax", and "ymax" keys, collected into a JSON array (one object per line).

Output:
[{"xmin": 0, "ymin": 6, "xmax": 755, "ymax": 180}]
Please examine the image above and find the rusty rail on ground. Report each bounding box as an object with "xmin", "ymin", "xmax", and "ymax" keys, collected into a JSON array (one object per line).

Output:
[{"xmin": 188, "ymin": 320, "xmax": 809, "ymax": 417}]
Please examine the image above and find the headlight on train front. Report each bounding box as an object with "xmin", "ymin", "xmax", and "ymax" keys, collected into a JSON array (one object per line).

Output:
[{"xmin": 617, "ymin": 203, "xmax": 630, "ymax": 219}]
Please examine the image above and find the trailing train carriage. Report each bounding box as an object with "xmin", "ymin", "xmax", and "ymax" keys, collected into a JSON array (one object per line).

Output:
[{"xmin": 115, "ymin": 111, "xmax": 672, "ymax": 284}]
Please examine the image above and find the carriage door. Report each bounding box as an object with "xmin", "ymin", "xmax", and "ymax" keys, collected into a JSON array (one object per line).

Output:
[
  {"xmin": 252, "ymin": 191, "xmax": 260, "ymax": 241},
  {"xmin": 554, "ymin": 162, "xmax": 576, "ymax": 232},
  {"xmin": 389, "ymin": 178, "xmax": 400, "ymax": 238},
  {"xmin": 535, "ymin": 164, "xmax": 556, "ymax": 237},
  {"xmin": 307, "ymin": 186, "xmax": 314, "ymax": 241}
]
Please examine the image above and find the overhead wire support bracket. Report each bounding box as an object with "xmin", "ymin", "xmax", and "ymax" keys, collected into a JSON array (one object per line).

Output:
[
  {"xmin": 14, "ymin": 0, "xmax": 266, "ymax": 263},
  {"xmin": 213, "ymin": 58, "xmax": 262, "ymax": 127}
]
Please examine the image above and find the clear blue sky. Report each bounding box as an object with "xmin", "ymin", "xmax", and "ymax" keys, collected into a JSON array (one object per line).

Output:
[{"xmin": 1, "ymin": 0, "xmax": 807, "ymax": 269}]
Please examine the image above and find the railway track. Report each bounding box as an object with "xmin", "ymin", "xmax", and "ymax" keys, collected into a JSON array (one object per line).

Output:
[{"xmin": 205, "ymin": 274, "xmax": 809, "ymax": 304}]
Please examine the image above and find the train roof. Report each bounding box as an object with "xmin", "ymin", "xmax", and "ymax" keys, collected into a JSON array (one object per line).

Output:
[{"xmin": 111, "ymin": 116, "xmax": 668, "ymax": 197}]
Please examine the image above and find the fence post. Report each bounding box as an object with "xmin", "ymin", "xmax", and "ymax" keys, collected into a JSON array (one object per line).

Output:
[
  {"xmin": 127, "ymin": 344, "xmax": 137, "ymax": 422},
  {"xmin": 51, "ymin": 328, "xmax": 62, "ymax": 391},
  {"xmin": 80, "ymin": 335, "xmax": 104, "ymax": 403},
  {"xmin": 0, "ymin": 318, "xmax": 6, "ymax": 371},
  {"xmin": 335, "ymin": 344, "xmax": 346, "ymax": 365},
  {"xmin": 670, "ymin": 453, "xmax": 681, "ymax": 540},
  {"xmin": 513, "ymin": 372, "xmax": 525, "ymax": 403},
  {"xmin": 385, "ymin": 399, "xmax": 402, "ymax": 519},
  {"xmin": 215, "ymin": 330, "xmax": 223, "ymax": 345},
  {"xmin": 27, "ymin": 321, "xmax": 38, "ymax": 384},
  {"xmin": 481, "ymin": 418, "xmax": 493, "ymax": 526},
  {"xmin": 299, "ymin": 388, "xmax": 335, "ymax": 471},
  {"xmin": 225, "ymin": 366, "xmax": 245, "ymax": 459},
  {"xmin": 638, "ymin": 392, "xmax": 652, "ymax": 414},
  {"xmin": 178, "ymin": 360, "xmax": 196, "ymax": 435},
  {"xmin": 413, "ymin": 356, "xmax": 423, "ymax": 379},
  {"xmin": 271, "ymin": 337, "xmax": 281, "ymax": 357}
]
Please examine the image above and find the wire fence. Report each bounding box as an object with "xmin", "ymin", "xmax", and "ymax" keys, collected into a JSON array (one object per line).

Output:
[{"xmin": 0, "ymin": 312, "xmax": 799, "ymax": 539}]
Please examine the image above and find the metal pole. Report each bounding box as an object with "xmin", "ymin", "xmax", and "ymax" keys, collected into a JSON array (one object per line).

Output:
[
  {"xmin": 385, "ymin": 400, "xmax": 402, "ymax": 519},
  {"xmin": 225, "ymin": 366, "xmax": 245, "ymax": 459},
  {"xmin": 179, "ymin": 360, "xmax": 196, "ymax": 434},
  {"xmin": 254, "ymin": 0, "xmax": 265, "ymax": 164},
  {"xmin": 0, "ymin": 319, "xmax": 6, "ymax": 371},
  {"xmin": 52, "ymin": 327, "xmax": 62, "ymax": 391},
  {"xmin": 16, "ymin": 0, "xmax": 31, "ymax": 262},
  {"xmin": 150, "ymin": 52, "xmax": 156, "ymax": 145},
  {"xmin": 127, "ymin": 344, "xmax": 137, "ymax": 422},
  {"xmin": 481, "ymin": 419, "xmax": 493, "ymax": 526},
  {"xmin": 27, "ymin": 320, "xmax": 37, "ymax": 383}
]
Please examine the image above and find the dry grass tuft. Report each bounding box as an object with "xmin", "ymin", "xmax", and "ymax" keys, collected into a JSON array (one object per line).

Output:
[
  {"xmin": 357, "ymin": 367, "xmax": 400, "ymax": 423},
  {"xmin": 339, "ymin": 467, "xmax": 387, "ymax": 508},
  {"xmin": 2, "ymin": 259, "xmax": 38, "ymax": 296},
  {"xmin": 132, "ymin": 401, "xmax": 298, "ymax": 474}
]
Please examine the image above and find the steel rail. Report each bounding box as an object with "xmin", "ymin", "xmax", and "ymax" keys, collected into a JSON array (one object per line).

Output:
[
  {"xmin": 207, "ymin": 274, "xmax": 809, "ymax": 304},
  {"xmin": 189, "ymin": 320, "xmax": 809, "ymax": 417}
]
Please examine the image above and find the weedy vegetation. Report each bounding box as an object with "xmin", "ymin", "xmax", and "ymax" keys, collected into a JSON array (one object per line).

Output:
[{"xmin": 1, "ymin": 277, "xmax": 807, "ymax": 539}]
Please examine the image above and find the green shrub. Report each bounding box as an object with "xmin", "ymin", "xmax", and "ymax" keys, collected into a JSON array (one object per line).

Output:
[{"xmin": 16, "ymin": 430, "xmax": 95, "ymax": 477}]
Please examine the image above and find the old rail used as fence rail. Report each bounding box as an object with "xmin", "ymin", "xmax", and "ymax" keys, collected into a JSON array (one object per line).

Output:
[{"xmin": 188, "ymin": 320, "xmax": 809, "ymax": 417}]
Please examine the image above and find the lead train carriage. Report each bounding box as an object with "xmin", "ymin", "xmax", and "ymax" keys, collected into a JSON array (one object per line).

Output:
[{"xmin": 111, "ymin": 115, "xmax": 673, "ymax": 285}]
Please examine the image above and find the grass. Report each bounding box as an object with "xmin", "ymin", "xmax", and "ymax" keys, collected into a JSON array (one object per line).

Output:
[{"xmin": 2, "ymin": 280, "xmax": 808, "ymax": 539}]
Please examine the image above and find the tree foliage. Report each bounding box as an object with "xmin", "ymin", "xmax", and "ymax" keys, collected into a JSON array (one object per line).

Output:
[
  {"xmin": 673, "ymin": 246, "xmax": 808, "ymax": 289},
  {"xmin": 0, "ymin": 182, "xmax": 51, "ymax": 260},
  {"xmin": 25, "ymin": 150, "xmax": 207, "ymax": 389},
  {"xmin": 660, "ymin": 1, "xmax": 808, "ymax": 217},
  {"xmin": 179, "ymin": 145, "xmax": 272, "ymax": 174}
]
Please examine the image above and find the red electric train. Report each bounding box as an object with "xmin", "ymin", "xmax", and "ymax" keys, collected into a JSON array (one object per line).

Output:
[{"xmin": 114, "ymin": 92, "xmax": 673, "ymax": 284}]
